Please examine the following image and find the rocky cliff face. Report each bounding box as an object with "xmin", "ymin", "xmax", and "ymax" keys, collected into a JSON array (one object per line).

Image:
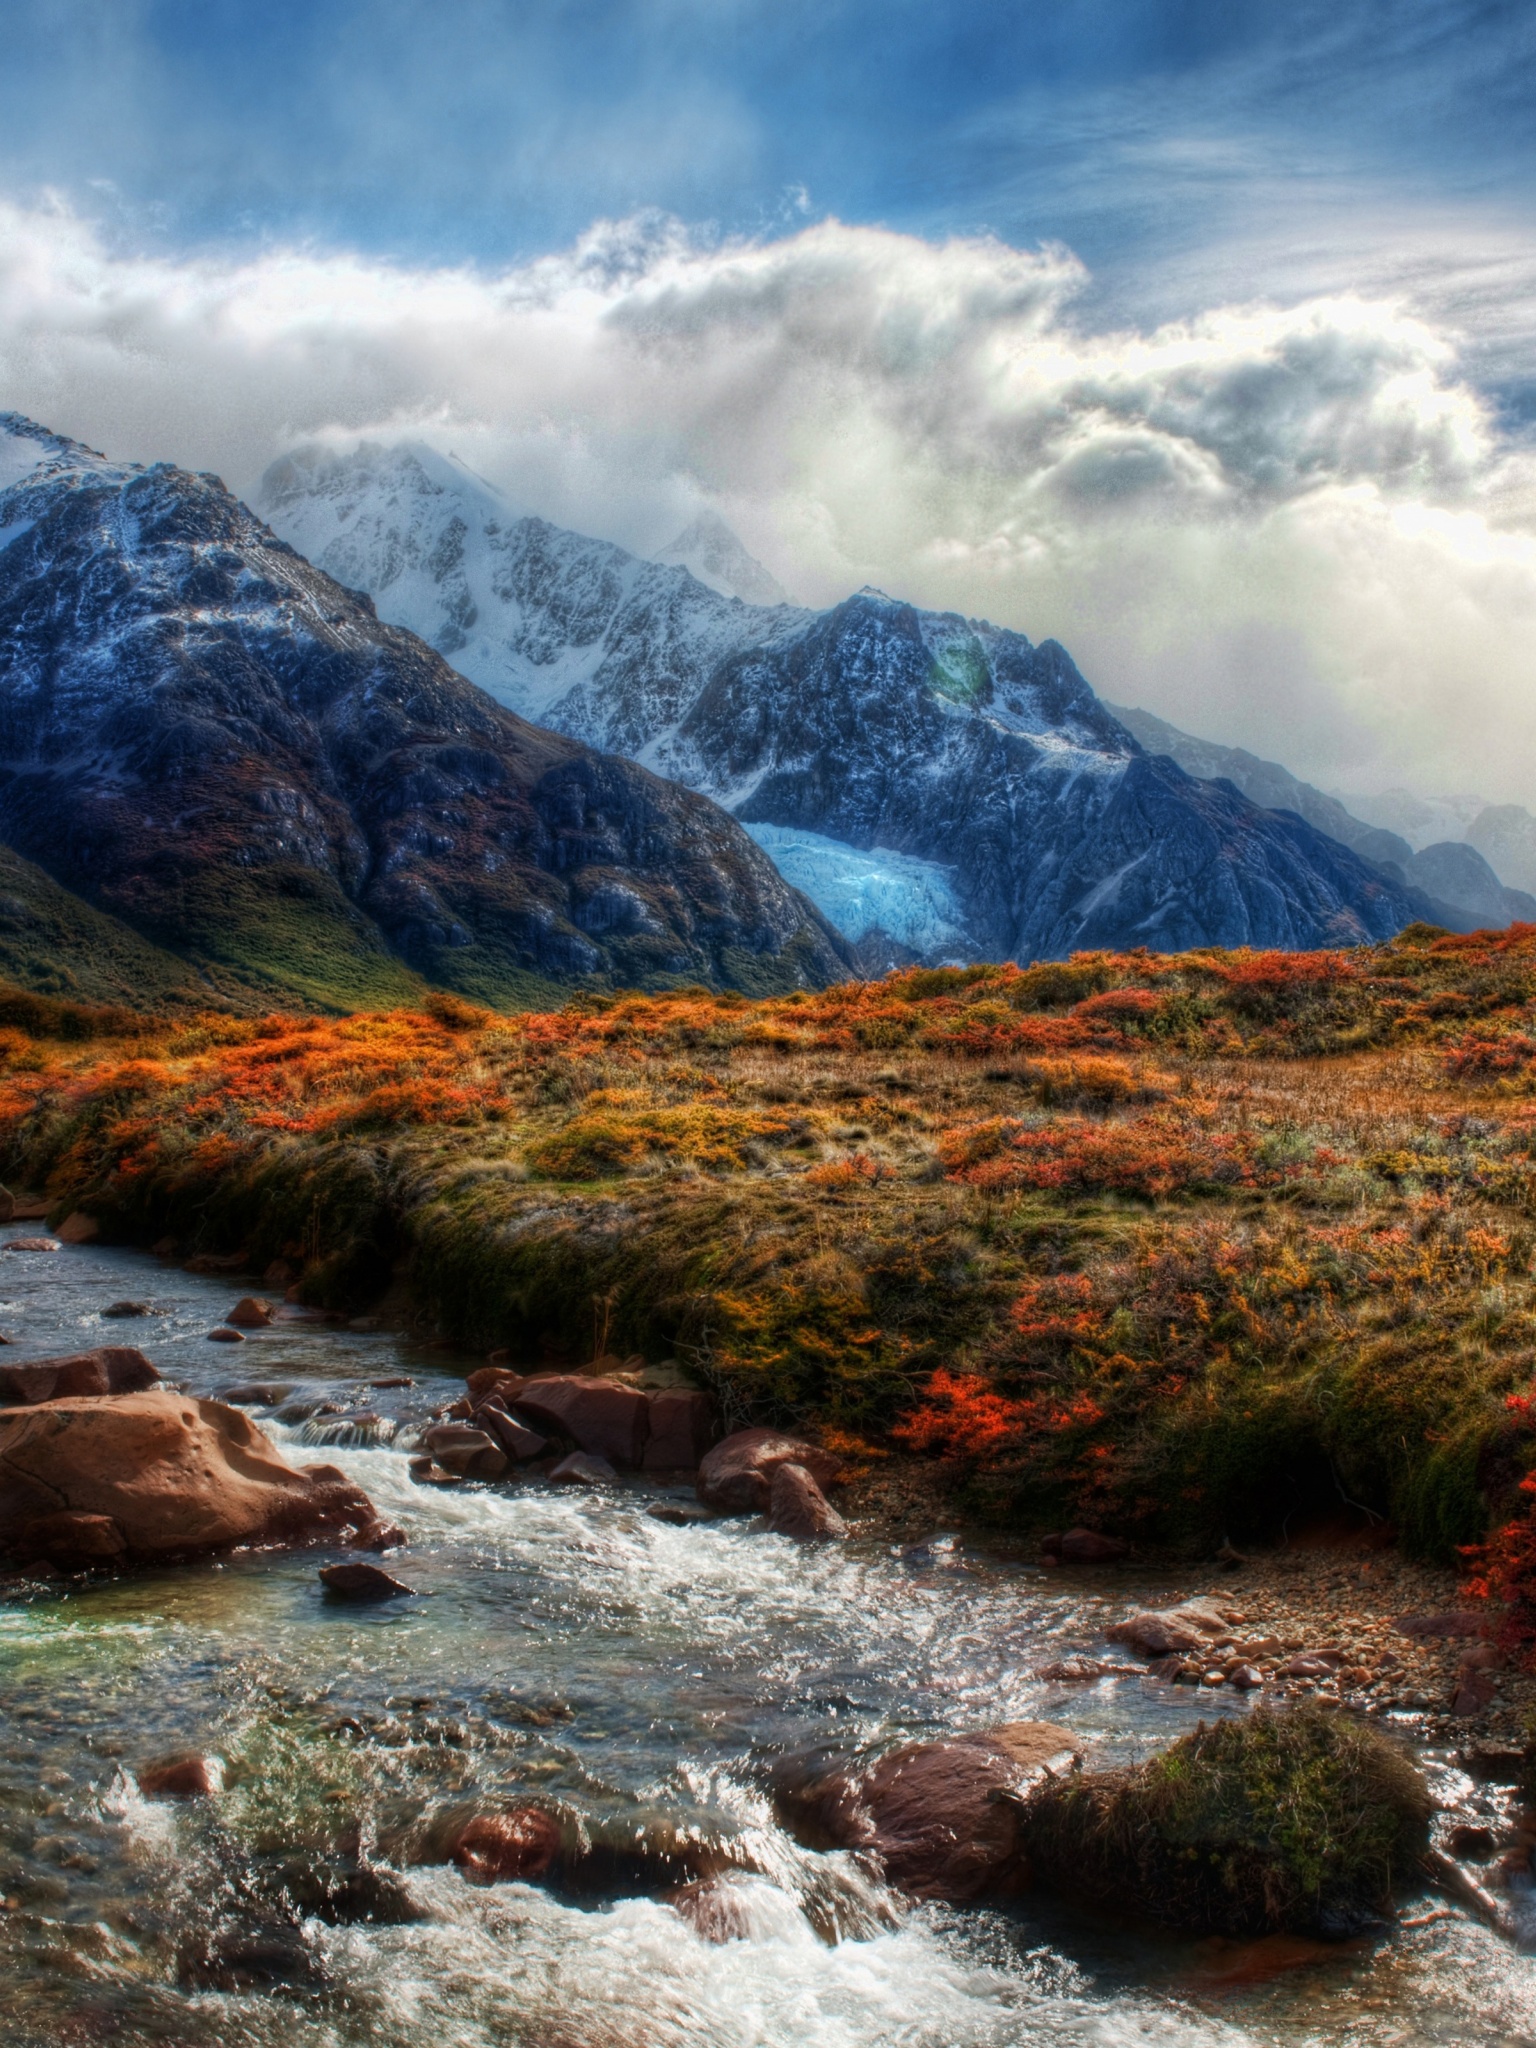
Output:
[
  {"xmin": 0, "ymin": 416, "xmax": 850, "ymax": 1008},
  {"xmin": 260, "ymin": 443, "xmax": 1436, "ymax": 961}
]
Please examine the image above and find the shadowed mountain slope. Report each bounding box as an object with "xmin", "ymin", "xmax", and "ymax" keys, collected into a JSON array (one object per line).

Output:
[{"xmin": 0, "ymin": 416, "xmax": 850, "ymax": 1010}]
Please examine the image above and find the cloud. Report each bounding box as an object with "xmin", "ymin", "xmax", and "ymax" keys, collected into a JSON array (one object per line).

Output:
[{"xmin": 2, "ymin": 194, "xmax": 1535, "ymax": 801}]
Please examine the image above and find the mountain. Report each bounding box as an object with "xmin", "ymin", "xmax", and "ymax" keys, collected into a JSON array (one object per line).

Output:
[
  {"xmin": 1107, "ymin": 703, "xmax": 1414, "ymax": 871},
  {"xmin": 257, "ymin": 442, "xmax": 806, "ymax": 758},
  {"xmin": 0, "ymin": 415, "xmax": 850, "ymax": 1010},
  {"xmin": 260, "ymin": 442, "xmax": 1433, "ymax": 961},
  {"xmin": 1338, "ymin": 786, "xmax": 1490, "ymax": 852},
  {"xmin": 1110, "ymin": 704, "xmax": 1536, "ymax": 931},
  {"xmin": 1466, "ymin": 805, "xmax": 1536, "ymax": 899},
  {"xmin": 655, "ymin": 510, "xmax": 794, "ymax": 607}
]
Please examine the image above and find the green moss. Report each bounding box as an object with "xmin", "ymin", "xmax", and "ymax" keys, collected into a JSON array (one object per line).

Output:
[{"xmin": 1020, "ymin": 1705, "xmax": 1433, "ymax": 1938}]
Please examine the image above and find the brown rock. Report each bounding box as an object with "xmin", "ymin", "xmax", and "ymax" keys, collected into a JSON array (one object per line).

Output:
[
  {"xmin": 697, "ymin": 1427, "xmax": 843, "ymax": 1514},
  {"xmin": 420, "ymin": 1424, "xmax": 509, "ymax": 1480},
  {"xmin": 55, "ymin": 1211, "xmax": 100, "ymax": 1245},
  {"xmin": 319, "ymin": 1562, "xmax": 415, "ymax": 1601},
  {"xmin": 512, "ymin": 1375, "xmax": 650, "ymax": 1468},
  {"xmin": 0, "ymin": 1389, "xmax": 386, "ymax": 1563},
  {"xmin": 225, "ymin": 1297, "xmax": 275, "ymax": 1328},
  {"xmin": 101, "ymin": 1300, "xmax": 154, "ymax": 1318},
  {"xmin": 264, "ymin": 1260, "xmax": 297, "ymax": 1287},
  {"xmin": 467, "ymin": 1365, "xmax": 526, "ymax": 1404},
  {"xmin": 185, "ymin": 1251, "xmax": 248, "ymax": 1276},
  {"xmin": 0, "ymin": 1184, "xmax": 13, "ymax": 1223},
  {"xmin": 28, "ymin": 1511, "xmax": 127, "ymax": 1560},
  {"xmin": 1105, "ymin": 1600, "xmax": 1236, "ymax": 1658},
  {"xmin": 1451, "ymin": 1676, "xmax": 1497, "ymax": 1717},
  {"xmin": 1227, "ymin": 1665, "xmax": 1264, "ymax": 1690},
  {"xmin": 449, "ymin": 1807, "xmax": 562, "ymax": 1885},
  {"xmin": 0, "ymin": 1347, "xmax": 160, "ymax": 1405},
  {"xmin": 221, "ymin": 1383, "xmax": 293, "ymax": 1406},
  {"xmin": 1395, "ymin": 1611, "xmax": 1486, "ymax": 1639},
  {"xmin": 668, "ymin": 1876, "xmax": 758, "ymax": 1943},
  {"xmin": 642, "ymin": 1389, "xmax": 719, "ymax": 1473},
  {"xmin": 767, "ymin": 1462, "xmax": 848, "ymax": 1539},
  {"xmin": 206, "ymin": 1327, "xmax": 245, "ymax": 1344},
  {"xmin": 1058, "ymin": 1527, "xmax": 1130, "ymax": 1564},
  {"xmin": 4, "ymin": 1237, "xmax": 59, "ymax": 1252},
  {"xmin": 472, "ymin": 1403, "xmax": 548, "ymax": 1462},
  {"xmin": 139, "ymin": 1753, "xmax": 219, "ymax": 1799},
  {"xmin": 781, "ymin": 1721, "xmax": 1080, "ymax": 1902},
  {"xmin": 549, "ymin": 1451, "xmax": 617, "ymax": 1485}
]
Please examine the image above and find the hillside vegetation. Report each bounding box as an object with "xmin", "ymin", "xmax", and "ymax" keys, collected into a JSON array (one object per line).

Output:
[{"xmin": 6, "ymin": 924, "xmax": 1536, "ymax": 1591}]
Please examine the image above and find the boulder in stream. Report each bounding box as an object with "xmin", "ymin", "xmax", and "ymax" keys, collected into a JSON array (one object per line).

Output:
[
  {"xmin": 777, "ymin": 1720, "xmax": 1081, "ymax": 1902},
  {"xmin": 0, "ymin": 1389, "xmax": 393, "ymax": 1565},
  {"xmin": 319, "ymin": 1561, "xmax": 416, "ymax": 1602},
  {"xmin": 512, "ymin": 1375, "xmax": 650, "ymax": 1468},
  {"xmin": 139, "ymin": 1753, "xmax": 220, "ymax": 1799},
  {"xmin": 0, "ymin": 1346, "xmax": 160, "ymax": 1404},
  {"xmin": 448, "ymin": 1807, "xmax": 563, "ymax": 1884},
  {"xmin": 697, "ymin": 1427, "xmax": 843, "ymax": 1514},
  {"xmin": 767, "ymin": 1462, "xmax": 848, "ymax": 1539},
  {"xmin": 226, "ymin": 1297, "xmax": 276, "ymax": 1328},
  {"xmin": 420, "ymin": 1423, "xmax": 509, "ymax": 1479},
  {"xmin": 1016, "ymin": 1703, "xmax": 1433, "ymax": 1938},
  {"xmin": 1105, "ymin": 1598, "xmax": 1240, "ymax": 1658}
]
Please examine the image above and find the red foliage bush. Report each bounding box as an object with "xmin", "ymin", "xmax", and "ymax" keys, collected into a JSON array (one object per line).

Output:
[
  {"xmin": 1442, "ymin": 1032, "xmax": 1536, "ymax": 1083},
  {"xmin": 937, "ymin": 1112, "xmax": 1257, "ymax": 1200}
]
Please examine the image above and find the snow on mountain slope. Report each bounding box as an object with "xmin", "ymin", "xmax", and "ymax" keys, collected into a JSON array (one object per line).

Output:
[
  {"xmin": 257, "ymin": 444, "xmax": 808, "ymax": 755},
  {"xmin": 655, "ymin": 510, "xmax": 794, "ymax": 607},
  {"xmin": 258, "ymin": 441, "xmax": 1437, "ymax": 963}
]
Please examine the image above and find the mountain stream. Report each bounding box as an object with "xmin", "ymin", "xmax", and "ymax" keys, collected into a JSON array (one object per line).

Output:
[{"xmin": 0, "ymin": 1228, "xmax": 1532, "ymax": 2046}]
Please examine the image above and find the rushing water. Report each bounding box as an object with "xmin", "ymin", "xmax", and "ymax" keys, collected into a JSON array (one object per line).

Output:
[{"xmin": 0, "ymin": 1227, "xmax": 1532, "ymax": 2047}]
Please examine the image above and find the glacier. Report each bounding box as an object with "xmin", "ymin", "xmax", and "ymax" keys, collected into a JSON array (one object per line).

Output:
[{"xmin": 741, "ymin": 824, "xmax": 968, "ymax": 955}]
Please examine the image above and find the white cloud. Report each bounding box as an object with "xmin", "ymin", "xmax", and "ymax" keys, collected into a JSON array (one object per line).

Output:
[{"xmin": 2, "ymin": 194, "xmax": 1535, "ymax": 801}]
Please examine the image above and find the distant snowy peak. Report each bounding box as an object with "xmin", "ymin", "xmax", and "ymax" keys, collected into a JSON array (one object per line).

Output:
[
  {"xmin": 256, "ymin": 441, "xmax": 807, "ymax": 750},
  {"xmin": 655, "ymin": 510, "xmax": 794, "ymax": 607}
]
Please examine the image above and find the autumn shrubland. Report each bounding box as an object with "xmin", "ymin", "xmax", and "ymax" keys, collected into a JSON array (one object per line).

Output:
[{"xmin": 7, "ymin": 923, "xmax": 1536, "ymax": 1602}]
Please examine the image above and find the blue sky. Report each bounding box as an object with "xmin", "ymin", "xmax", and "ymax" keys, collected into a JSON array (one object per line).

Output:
[
  {"xmin": 6, "ymin": 3, "xmax": 1533, "ymax": 300},
  {"xmin": 3, "ymin": 1, "xmax": 1536, "ymax": 799}
]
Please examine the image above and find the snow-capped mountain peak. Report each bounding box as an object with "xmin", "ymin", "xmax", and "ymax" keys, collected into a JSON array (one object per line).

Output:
[
  {"xmin": 655, "ymin": 509, "xmax": 794, "ymax": 607},
  {"xmin": 257, "ymin": 437, "xmax": 1432, "ymax": 962}
]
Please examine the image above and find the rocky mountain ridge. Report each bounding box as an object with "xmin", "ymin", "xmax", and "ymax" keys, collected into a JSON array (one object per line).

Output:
[
  {"xmin": 1111, "ymin": 705, "xmax": 1536, "ymax": 934},
  {"xmin": 0, "ymin": 414, "xmax": 850, "ymax": 1009},
  {"xmin": 260, "ymin": 442, "xmax": 1436, "ymax": 961}
]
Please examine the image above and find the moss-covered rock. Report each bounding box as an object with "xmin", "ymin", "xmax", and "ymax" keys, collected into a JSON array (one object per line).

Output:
[{"xmin": 1019, "ymin": 1705, "xmax": 1432, "ymax": 1938}]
